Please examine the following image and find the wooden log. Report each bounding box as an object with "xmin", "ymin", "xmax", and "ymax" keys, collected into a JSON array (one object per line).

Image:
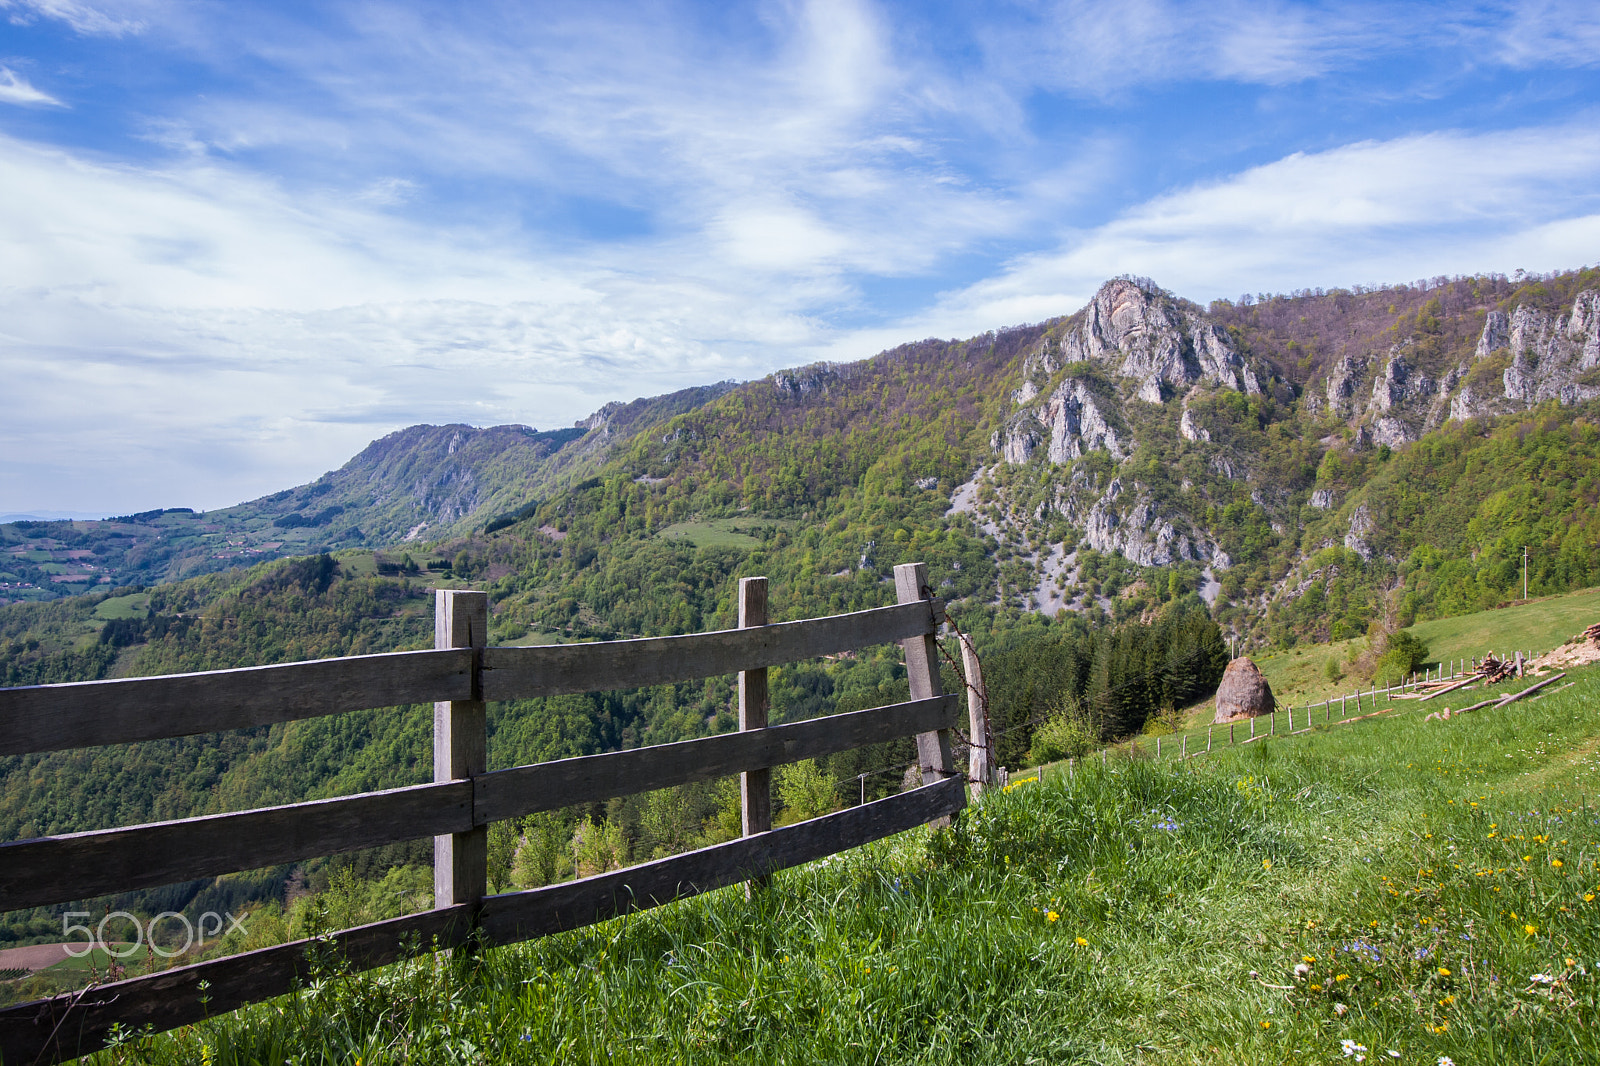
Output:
[
  {"xmin": 0, "ymin": 780, "xmax": 472, "ymax": 913},
  {"xmin": 738, "ymin": 578, "xmax": 771, "ymax": 894},
  {"xmin": 435, "ymin": 590, "xmax": 488, "ymax": 914},
  {"xmin": 481, "ymin": 777, "xmax": 964, "ymax": 945},
  {"xmin": 0, "ymin": 904, "xmax": 476, "ymax": 1066},
  {"xmin": 474, "ymin": 696, "xmax": 959, "ymax": 824},
  {"xmin": 895, "ymin": 564, "xmax": 958, "ymax": 806},
  {"xmin": 481, "ymin": 600, "xmax": 939, "ymax": 701},
  {"xmin": 1419, "ymin": 674, "xmax": 1477, "ymax": 701},
  {"xmin": 0, "ymin": 648, "xmax": 471, "ymax": 756},
  {"xmin": 958, "ymin": 629, "xmax": 992, "ymax": 795},
  {"xmin": 1492, "ymin": 672, "xmax": 1566, "ymax": 708}
]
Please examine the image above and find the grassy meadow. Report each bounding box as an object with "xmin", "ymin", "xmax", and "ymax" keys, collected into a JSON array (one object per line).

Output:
[
  {"xmin": 1251, "ymin": 585, "xmax": 1600, "ymax": 711},
  {"xmin": 86, "ymin": 661, "xmax": 1600, "ymax": 1065}
]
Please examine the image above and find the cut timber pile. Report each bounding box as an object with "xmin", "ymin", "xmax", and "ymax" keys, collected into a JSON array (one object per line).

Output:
[
  {"xmin": 1528, "ymin": 622, "xmax": 1600, "ymax": 674},
  {"xmin": 1477, "ymin": 654, "xmax": 1518, "ymax": 684}
]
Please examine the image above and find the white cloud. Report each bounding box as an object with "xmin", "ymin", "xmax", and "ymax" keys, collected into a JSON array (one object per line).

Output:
[
  {"xmin": 0, "ymin": 66, "xmax": 64, "ymax": 106},
  {"xmin": 887, "ymin": 123, "xmax": 1600, "ymax": 339}
]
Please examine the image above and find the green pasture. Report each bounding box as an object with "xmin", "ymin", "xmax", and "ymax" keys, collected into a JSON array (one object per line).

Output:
[
  {"xmin": 93, "ymin": 593, "xmax": 152, "ymax": 620},
  {"xmin": 1253, "ymin": 584, "xmax": 1600, "ymax": 710},
  {"xmin": 656, "ymin": 517, "xmax": 798, "ymax": 550}
]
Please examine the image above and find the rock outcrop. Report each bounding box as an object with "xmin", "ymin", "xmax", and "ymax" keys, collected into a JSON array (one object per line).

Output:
[
  {"xmin": 1451, "ymin": 290, "xmax": 1600, "ymax": 420},
  {"xmin": 993, "ymin": 378, "xmax": 1125, "ymax": 463},
  {"xmin": 1021, "ymin": 277, "xmax": 1261, "ymax": 404},
  {"xmin": 1213, "ymin": 657, "xmax": 1276, "ymax": 723},
  {"xmin": 1080, "ymin": 477, "xmax": 1200, "ymax": 567}
]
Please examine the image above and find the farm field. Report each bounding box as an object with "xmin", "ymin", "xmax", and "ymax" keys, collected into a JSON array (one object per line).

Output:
[{"xmin": 95, "ymin": 662, "xmax": 1600, "ymax": 1065}]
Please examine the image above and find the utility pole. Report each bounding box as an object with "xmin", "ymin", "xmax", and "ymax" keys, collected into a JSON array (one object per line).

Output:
[{"xmin": 1523, "ymin": 546, "xmax": 1529, "ymax": 601}]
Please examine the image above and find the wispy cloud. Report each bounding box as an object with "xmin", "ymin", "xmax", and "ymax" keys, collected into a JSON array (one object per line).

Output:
[
  {"xmin": 897, "ymin": 122, "xmax": 1600, "ymax": 335},
  {"xmin": 0, "ymin": 66, "xmax": 63, "ymax": 106},
  {"xmin": 0, "ymin": 0, "xmax": 147, "ymax": 36}
]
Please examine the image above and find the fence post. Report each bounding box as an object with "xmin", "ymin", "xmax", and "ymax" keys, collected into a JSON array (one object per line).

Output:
[
  {"xmin": 895, "ymin": 563, "xmax": 957, "ymax": 821},
  {"xmin": 738, "ymin": 577, "xmax": 771, "ymax": 892},
  {"xmin": 434, "ymin": 589, "xmax": 488, "ymax": 917},
  {"xmin": 957, "ymin": 629, "xmax": 993, "ymax": 796}
]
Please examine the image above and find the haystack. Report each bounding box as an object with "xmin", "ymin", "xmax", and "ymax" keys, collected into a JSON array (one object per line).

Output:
[{"xmin": 1212, "ymin": 657, "xmax": 1276, "ymax": 724}]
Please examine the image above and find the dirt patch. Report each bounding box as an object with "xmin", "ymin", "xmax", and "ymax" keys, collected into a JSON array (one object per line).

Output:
[
  {"xmin": 0, "ymin": 943, "xmax": 118, "ymax": 972},
  {"xmin": 1530, "ymin": 626, "xmax": 1600, "ymax": 674}
]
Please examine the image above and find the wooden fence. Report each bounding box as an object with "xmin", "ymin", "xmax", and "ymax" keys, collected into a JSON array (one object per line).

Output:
[{"xmin": 0, "ymin": 563, "xmax": 968, "ymax": 1064}]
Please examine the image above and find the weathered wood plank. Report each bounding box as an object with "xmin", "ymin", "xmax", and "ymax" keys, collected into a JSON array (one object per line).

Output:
[
  {"xmin": 0, "ymin": 904, "xmax": 476, "ymax": 1066},
  {"xmin": 738, "ymin": 577, "xmax": 771, "ymax": 893},
  {"xmin": 480, "ymin": 600, "xmax": 939, "ymax": 701},
  {"xmin": 474, "ymin": 695, "xmax": 959, "ymax": 824},
  {"xmin": 894, "ymin": 564, "xmax": 958, "ymax": 818},
  {"xmin": 480, "ymin": 776, "xmax": 965, "ymax": 944},
  {"xmin": 0, "ymin": 648, "xmax": 473, "ymax": 756},
  {"xmin": 434, "ymin": 589, "xmax": 489, "ymax": 912},
  {"xmin": 0, "ymin": 781, "xmax": 472, "ymax": 913}
]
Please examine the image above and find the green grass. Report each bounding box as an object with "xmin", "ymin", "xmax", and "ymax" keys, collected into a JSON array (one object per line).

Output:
[
  {"xmin": 1411, "ymin": 586, "xmax": 1600, "ymax": 666},
  {"xmin": 1254, "ymin": 585, "xmax": 1600, "ymax": 709},
  {"xmin": 93, "ymin": 593, "xmax": 151, "ymax": 620},
  {"xmin": 656, "ymin": 517, "xmax": 797, "ymax": 549},
  {"xmin": 96, "ymin": 665, "xmax": 1600, "ymax": 1064}
]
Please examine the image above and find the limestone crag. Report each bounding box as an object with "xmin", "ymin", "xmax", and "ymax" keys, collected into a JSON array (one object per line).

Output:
[
  {"xmin": 1022, "ymin": 277, "xmax": 1261, "ymax": 403},
  {"xmin": 1081, "ymin": 478, "xmax": 1201, "ymax": 567},
  {"xmin": 1344, "ymin": 503, "xmax": 1376, "ymax": 561},
  {"xmin": 1452, "ymin": 289, "xmax": 1600, "ymax": 420},
  {"xmin": 993, "ymin": 379, "xmax": 1125, "ymax": 463}
]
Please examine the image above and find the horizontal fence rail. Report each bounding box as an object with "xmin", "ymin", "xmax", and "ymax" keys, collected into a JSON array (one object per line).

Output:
[
  {"xmin": 1, "ymin": 694, "xmax": 960, "ymax": 913},
  {"xmin": 0, "ymin": 600, "xmax": 940, "ymax": 757},
  {"xmin": 0, "ymin": 649, "xmax": 474, "ymax": 756},
  {"xmin": 0, "ymin": 563, "xmax": 970, "ymax": 1066}
]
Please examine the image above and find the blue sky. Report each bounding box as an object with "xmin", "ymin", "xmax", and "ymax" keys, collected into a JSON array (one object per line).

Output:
[{"xmin": 2, "ymin": 0, "xmax": 1598, "ymax": 512}]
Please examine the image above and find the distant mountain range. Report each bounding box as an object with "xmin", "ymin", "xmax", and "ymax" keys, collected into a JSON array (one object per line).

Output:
[{"xmin": 4, "ymin": 266, "xmax": 1598, "ymax": 652}]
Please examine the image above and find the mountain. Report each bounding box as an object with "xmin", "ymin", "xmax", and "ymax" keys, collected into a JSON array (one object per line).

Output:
[
  {"xmin": 0, "ymin": 383, "xmax": 737, "ymax": 604},
  {"xmin": 5, "ymin": 267, "xmax": 1599, "ymax": 646}
]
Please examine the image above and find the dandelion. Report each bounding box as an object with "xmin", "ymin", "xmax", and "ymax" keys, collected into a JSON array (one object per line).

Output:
[
  {"xmin": 1046, "ymin": 911, "xmax": 1059, "ymax": 923},
  {"xmin": 1263, "ymin": 859, "xmax": 1273, "ymax": 870},
  {"xmin": 1311, "ymin": 983, "xmax": 1323, "ymax": 992},
  {"xmin": 1585, "ymin": 894, "xmax": 1595, "ymax": 902},
  {"xmin": 1552, "ymin": 859, "xmax": 1564, "ymax": 868},
  {"xmin": 1525, "ymin": 923, "xmax": 1539, "ymax": 936},
  {"xmin": 1260, "ymin": 1020, "xmax": 1271, "ymax": 1029},
  {"xmin": 1439, "ymin": 995, "xmax": 1454, "ymax": 1005},
  {"xmin": 1336, "ymin": 973, "xmax": 1349, "ymax": 982},
  {"xmin": 1075, "ymin": 936, "xmax": 1088, "ymax": 947}
]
